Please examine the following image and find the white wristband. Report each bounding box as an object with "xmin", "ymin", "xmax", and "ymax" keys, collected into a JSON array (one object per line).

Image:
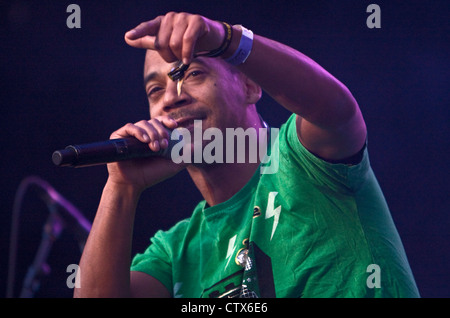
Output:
[{"xmin": 225, "ymin": 25, "xmax": 253, "ymax": 66}]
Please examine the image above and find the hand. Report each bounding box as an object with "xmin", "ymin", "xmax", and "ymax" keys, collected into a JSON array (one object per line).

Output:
[
  {"xmin": 106, "ymin": 116, "xmax": 187, "ymax": 192},
  {"xmin": 124, "ymin": 12, "xmax": 225, "ymax": 65}
]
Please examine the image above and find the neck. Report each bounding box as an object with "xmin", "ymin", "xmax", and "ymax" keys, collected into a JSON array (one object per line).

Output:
[
  {"xmin": 187, "ymin": 110, "xmax": 265, "ymax": 206},
  {"xmin": 187, "ymin": 161, "xmax": 260, "ymax": 207}
]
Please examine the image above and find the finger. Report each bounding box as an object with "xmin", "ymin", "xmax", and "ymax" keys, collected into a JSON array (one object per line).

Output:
[
  {"xmin": 135, "ymin": 120, "xmax": 163, "ymax": 151},
  {"xmin": 156, "ymin": 116, "xmax": 178, "ymax": 130},
  {"xmin": 125, "ymin": 35, "xmax": 156, "ymax": 50},
  {"xmin": 152, "ymin": 116, "xmax": 179, "ymax": 148},
  {"xmin": 168, "ymin": 20, "xmax": 189, "ymax": 63},
  {"xmin": 149, "ymin": 119, "xmax": 171, "ymax": 149},
  {"xmin": 124, "ymin": 17, "xmax": 162, "ymax": 49},
  {"xmin": 154, "ymin": 13, "xmax": 180, "ymax": 62},
  {"xmin": 125, "ymin": 16, "xmax": 161, "ymax": 40},
  {"xmin": 111, "ymin": 123, "xmax": 151, "ymax": 143},
  {"xmin": 182, "ymin": 20, "xmax": 203, "ymax": 65}
]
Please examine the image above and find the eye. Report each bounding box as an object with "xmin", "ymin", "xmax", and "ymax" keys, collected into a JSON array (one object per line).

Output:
[
  {"xmin": 147, "ymin": 86, "xmax": 163, "ymax": 98},
  {"xmin": 185, "ymin": 70, "xmax": 204, "ymax": 80}
]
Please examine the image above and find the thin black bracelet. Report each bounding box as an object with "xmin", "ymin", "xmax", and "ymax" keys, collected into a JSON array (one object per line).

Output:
[{"xmin": 197, "ymin": 22, "xmax": 233, "ymax": 58}]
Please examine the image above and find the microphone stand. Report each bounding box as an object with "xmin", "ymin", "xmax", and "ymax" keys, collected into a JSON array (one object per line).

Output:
[
  {"xmin": 6, "ymin": 176, "xmax": 91, "ymax": 298},
  {"xmin": 19, "ymin": 202, "xmax": 64, "ymax": 298}
]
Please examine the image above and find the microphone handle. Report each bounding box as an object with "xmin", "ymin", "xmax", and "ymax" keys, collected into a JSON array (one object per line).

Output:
[{"xmin": 52, "ymin": 138, "xmax": 172, "ymax": 168}]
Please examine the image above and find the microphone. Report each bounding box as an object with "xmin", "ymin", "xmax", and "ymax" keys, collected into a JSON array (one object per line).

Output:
[{"xmin": 52, "ymin": 129, "xmax": 182, "ymax": 168}]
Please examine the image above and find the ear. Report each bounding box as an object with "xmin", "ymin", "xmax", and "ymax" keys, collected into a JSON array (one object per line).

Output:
[{"xmin": 242, "ymin": 75, "xmax": 262, "ymax": 104}]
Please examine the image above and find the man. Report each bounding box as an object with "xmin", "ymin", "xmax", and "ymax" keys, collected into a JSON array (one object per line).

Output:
[{"xmin": 74, "ymin": 12, "xmax": 419, "ymax": 298}]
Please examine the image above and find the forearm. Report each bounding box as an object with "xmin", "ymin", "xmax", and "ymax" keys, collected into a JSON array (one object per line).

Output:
[
  {"xmin": 74, "ymin": 180, "xmax": 141, "ymax": 298},
  {"xmin": 232, "ymin": 30, "xmax": 366, "ymax": 160},
  {"xmin": 236, "ymin": 33, "xmax": 358, "ymax": 128}
]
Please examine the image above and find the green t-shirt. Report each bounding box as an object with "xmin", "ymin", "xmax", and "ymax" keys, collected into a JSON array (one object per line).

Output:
[{"xmin": 131, "ymin": 114, "xmax": 420, "ymax": 298}]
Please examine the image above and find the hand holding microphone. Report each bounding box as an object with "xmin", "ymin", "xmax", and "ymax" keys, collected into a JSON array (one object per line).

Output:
[{"xmin": 53, "ymin": 117, "xmax": 187, "ymax": 190}]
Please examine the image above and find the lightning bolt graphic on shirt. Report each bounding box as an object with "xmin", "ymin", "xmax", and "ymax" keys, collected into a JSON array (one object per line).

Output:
[
  {"xmin": 225, "ymin": 234, "xmax": 237, "ymax": 270},
  {"xmin": 265, "ymin": 192, "xmax": 281, "ymax": 240},
  {"xmin": 173, "ymin": 282, "xmax": 183, "ymax": 298}
]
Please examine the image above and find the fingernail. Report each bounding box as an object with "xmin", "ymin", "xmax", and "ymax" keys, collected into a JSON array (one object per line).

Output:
[
  {"xmin": 125, "ymin": 30, "xmax": 136, "ymax": 38},
  {"xmin": 143, "ymin": 134, "xmax": 150, "ymax": 142},
  {"xmin": 153, "ymin": 140, "xmax": 160, "ymax": 150},
  {"xmin": 162, "ymin": 138, "xmax": 169, "ymax": 148}
]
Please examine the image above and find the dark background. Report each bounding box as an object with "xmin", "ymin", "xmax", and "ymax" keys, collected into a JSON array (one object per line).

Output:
[{"xmin": 1, "ymin": 0, "xmax": 448, "ymax": 298}]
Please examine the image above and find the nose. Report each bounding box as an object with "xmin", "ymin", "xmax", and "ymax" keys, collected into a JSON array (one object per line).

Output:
[{"xmin": 163, "ymin": 80, "xmax": 189, "ymax": 112}]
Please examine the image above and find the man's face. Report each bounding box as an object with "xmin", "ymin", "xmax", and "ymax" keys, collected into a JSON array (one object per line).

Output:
[{"xmin": 143, "ymin": 50, "xmax": 249, "ymax": 133}]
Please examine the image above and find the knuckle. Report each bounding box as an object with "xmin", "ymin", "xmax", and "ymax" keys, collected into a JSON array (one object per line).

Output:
[
  {"xmin": 170, "ymin": 38, "xmax": 182, "ymax": 51},
  {"xmin": 183, "ymin": 31, "xmax": 195, "ymax": 43},
  {"xmin": 163, "ymin": 11, "xmax": 177, "ymax": 24},
  {"xmin": 193, "ymin": 14, "xmax": 207, "ymax": 29},
  {"xmin": 145, "ymin": 123, "xmax": 158, "ymax": 134},
  {"xmin": 148, "ymin": 118, "xmax": 162, "ymax": 128},
  {"xmin": 177, "ymin": 12, "xmax": 190, "ymax": 22},
  {"xmin": 191, "ymin": 14, "xmax": 203, "ymax": 23},
  {"xmin": 166, "ymin": 11, "xmax": 177, "ymax": 18},
  {"xmin": 136, "ymin": 119, "xmax": 148, "ymax": 126}
]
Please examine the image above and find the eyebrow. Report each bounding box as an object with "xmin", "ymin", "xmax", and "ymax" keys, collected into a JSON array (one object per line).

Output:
[
  {"xmin": 143, "ymin": 71, "xmax": 159, "ymax": 88},
  {"xmin": 143, "ymin": 58, "xmax": 209, "ymax": 87}
]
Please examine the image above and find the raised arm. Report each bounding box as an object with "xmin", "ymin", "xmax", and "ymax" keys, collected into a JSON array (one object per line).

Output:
[
  {"xmin": 238, "ymin": 35, "xmax": 367, "ymax": 162},
  {"xmin": 125, "ymin": 12, "xmax": 366, "ymax": 163}
]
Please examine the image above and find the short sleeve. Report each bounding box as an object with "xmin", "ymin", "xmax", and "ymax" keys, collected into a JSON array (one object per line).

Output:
[
  {"xmin": 130, "ymin": 230, "xmax": 174, "ymax": 295},
  {"xmin": 281, "ymin": 113, "xmax": 370, "ymax": 193}
]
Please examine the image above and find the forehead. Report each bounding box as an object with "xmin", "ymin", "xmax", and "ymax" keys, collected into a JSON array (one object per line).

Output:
[{"xmin": 144, "ymin": 50, "xmax": 176, "ymax": 75}]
